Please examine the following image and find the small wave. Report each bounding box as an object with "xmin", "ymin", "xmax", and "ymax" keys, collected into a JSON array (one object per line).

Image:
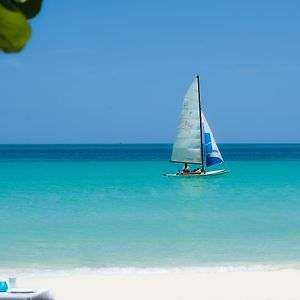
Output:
[{"xmin": 2, "ymin": 263, "xmax": 300, "ymax": 277}]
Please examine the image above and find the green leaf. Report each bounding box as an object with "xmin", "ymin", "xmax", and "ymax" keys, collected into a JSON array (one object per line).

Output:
[{"xmin": 0, "ymin": 4, "xmax": 31, "ymax": 52}]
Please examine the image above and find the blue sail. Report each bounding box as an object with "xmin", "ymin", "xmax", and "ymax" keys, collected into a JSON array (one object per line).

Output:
[{"xmin": 202, "ymin": 112, "xmax": 224, "ymax": 167}]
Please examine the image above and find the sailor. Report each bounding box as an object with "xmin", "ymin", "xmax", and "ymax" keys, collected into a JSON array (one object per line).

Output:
[
  {"xmin": 193, "ymin": 168, "xmax": 206, "ymax": 174},
  {"xmin": 183, "ymin": 163, "xmax": 190, "ymax": 174}
]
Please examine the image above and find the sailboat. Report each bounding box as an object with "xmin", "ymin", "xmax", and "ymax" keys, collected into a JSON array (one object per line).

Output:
[{"xmin": 164, "ymin": 75, "xmax": 228, "ymax": 177}]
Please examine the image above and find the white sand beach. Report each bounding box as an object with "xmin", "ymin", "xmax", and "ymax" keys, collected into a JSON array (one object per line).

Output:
[{"xmin": 14, "ymin": 268, "xmax": 300, "ymax": 300}]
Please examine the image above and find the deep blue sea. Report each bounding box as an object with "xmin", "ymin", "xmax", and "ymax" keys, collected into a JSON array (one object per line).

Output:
[{"xmin": 0, "ymin": 144, "xmax": 300, "ymax": 270}]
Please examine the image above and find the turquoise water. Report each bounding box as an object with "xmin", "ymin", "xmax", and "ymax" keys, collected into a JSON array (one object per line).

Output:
[{"xmin": 0, "ymin": 144, "xmax": 300, "ymax": 269}]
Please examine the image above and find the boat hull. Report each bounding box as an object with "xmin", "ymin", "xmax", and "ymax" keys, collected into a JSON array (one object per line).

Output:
[{"xmin": 164, "ymin": 169, "xmax": 228, "ymax": 177}]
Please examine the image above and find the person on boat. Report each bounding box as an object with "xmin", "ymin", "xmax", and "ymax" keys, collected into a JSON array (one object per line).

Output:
[
  {"xmin": 193, "ymin": 168, "xmax": 206, "ymax": 174},
  {"xmin": 182, "ymin": 163, "xmax": 190, "ymax": 174}
]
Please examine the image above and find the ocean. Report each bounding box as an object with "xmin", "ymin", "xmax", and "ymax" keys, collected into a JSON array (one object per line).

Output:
[{"xmin": 0, "ymin": 144, "xmax": 300, "ymax": 270}]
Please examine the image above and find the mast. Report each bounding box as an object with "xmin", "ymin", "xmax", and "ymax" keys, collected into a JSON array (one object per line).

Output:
[{"xmin": 196, "ymin": 75, "xmax": 205, "ymax": 171}]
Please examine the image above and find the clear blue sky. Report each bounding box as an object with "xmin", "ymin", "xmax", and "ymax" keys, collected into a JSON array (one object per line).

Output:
[{"xmin": 1, "ymin": 0, "xmax": 299, "ymax": 143}]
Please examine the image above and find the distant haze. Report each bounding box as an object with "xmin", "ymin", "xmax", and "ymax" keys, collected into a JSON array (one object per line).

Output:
[{"xmin": 1, "ymin": 1, "xmax": 299, "ymax": 143}]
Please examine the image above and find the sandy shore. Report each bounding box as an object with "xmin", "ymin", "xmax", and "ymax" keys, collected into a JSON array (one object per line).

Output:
[{"xmin": 10, "ymin": 268, "xmax": 300, "ymax": 300}]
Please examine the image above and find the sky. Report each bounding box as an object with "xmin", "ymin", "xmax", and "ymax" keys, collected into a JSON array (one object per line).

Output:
[{"xmin": 0, "ymin": 0, "xmax": 299, "ymax": 143}]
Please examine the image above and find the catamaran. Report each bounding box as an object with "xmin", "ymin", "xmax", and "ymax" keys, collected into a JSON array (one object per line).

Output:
[{"xmin": 164, "ymin": 75, "xmax": 228, "ymax": 177}]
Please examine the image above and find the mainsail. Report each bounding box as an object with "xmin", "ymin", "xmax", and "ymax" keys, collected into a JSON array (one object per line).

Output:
[
  {"xmin": 171, "ymin": 78, "xmax": 202, "ymax": 164},
  {"xmin": 171, "ymin": 76, "xmax": 224, "ymax": 168}
]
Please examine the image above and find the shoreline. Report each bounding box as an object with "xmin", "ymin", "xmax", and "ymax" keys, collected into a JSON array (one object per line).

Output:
[
  {"xmin": 3, "ymin": 262, "xmax": 300, "ymax": 276},
  {"xmin": 3, "ymin": 267, "xmax": 299, "ymax": 300}
]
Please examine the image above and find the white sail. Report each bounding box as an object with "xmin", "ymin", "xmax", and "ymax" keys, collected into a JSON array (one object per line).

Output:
[
  {"xmin": 202, "ymin": 112, "xmax": 224, "ymax": 167},
  {"xmin": 171, "ymin": 78, "xmax": 203, "ymax": 164}
]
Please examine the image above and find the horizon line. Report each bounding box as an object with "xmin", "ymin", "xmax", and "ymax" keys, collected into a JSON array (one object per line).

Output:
[{"xmin": 0, "ymin": 142, "xmax": 300, "ymax": 146}]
